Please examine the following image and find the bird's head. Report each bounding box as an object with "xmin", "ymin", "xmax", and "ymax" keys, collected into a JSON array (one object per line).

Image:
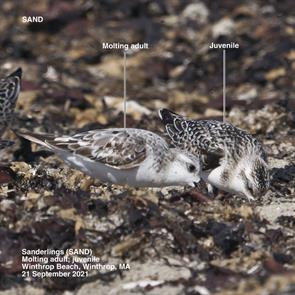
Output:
[
  {"xmin": 166, "ymin": 149, "xmax": 201, "ymax": 187},
  {"xmin": 237, "ymin": 155, "xmax": 270, "ymax": 201}
]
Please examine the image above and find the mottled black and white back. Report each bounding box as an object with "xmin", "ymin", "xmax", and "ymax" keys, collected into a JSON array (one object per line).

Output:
[
  {"xmin": 0, "ymin": 68, "xmax": 22, "ymax": 136},
  {"xmin": 159, "ymin": 108, "xmax": 269, "ymax": 200},
  {"xmin": 159, "ymin": 109, "xmax": 266, "ymax": 159}
]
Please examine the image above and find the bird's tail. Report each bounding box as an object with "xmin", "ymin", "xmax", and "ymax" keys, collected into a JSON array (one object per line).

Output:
[
  {"xmin": 158, "ymin": 108, "xmax": 183, "ymax": 125},
  {"xmin": 158, "ymin": 108, "xmax": 188, "ymax": 142},
  {"xmin": 15, "ymin": 130, "xmax": 55, "ymax": 151},
  {"xmin": 8, "ymin": 68, "xmax": 22, "ymax": 79}
]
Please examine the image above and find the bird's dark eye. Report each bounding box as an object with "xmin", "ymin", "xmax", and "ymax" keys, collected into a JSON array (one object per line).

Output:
[{"xmin": 188, "ymin": 164, "xmax": 196, "ymax": 173}]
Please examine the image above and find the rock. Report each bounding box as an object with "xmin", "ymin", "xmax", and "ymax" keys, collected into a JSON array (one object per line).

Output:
[
  {"xmin": 257, "ymin": 203, "xmax": 295, "ymax": 226},
  {"xmin": 0, "ymin": 286, "xmax": 45, "ymax": 295},
  {"xmin": 111, "ymin": 235, "xmax": 143, "ymax": 257},
  {"xmin": 76, "ymin": 260, "xmax": 190, "ymax": 295},
  {"xmin": 103, "ymin": 96, "xmax": 151, "ymax": 120},
  {"xmin": 181, "ymin": 2, "xmax": 209, "ymax": 25},
  {"xmin": 0, "ymin": 169, "xmax": 13, "ymax": 184},
  {"xmin": 43, "ymin": 66, "xmax": 59, "ymax": 81},
  {"xmin": 212, "ymin": 18, "xmax": 235, "ymax": 38},
  {"xmin": 265, "ymin": 67, "xmax": 286, "ymax": 80},
  {"xmin": 236, "ymin": 86, "xmax": 258, "ymax": 101}
]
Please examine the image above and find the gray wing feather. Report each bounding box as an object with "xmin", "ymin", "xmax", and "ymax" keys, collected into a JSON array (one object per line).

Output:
[{"xmin": 51, "ymin": 129, "xmax": 168, "ymax": 169}]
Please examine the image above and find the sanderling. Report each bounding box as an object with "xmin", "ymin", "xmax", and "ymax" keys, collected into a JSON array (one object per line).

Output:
[
  {"xmin": 159, "ymin": 108, "xmax": 269, "ymax": 200},
  {"xmin": 0, "ymin": 68, "xmax": 22, "ymax": 137},
  {"xmin": 16, "ymin": 128, "xmax": 201, "ymax": 187}
]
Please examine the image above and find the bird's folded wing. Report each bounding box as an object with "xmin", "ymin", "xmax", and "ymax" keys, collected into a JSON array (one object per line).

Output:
[
  {"xmin": 52, "ymin": 129, "xmax": 148, "ymax": 170},
  {"xmin": 160, "ymin": 109, "xmax": 267, "ymax": 165},
  {"xmin": 164, "ymin": 118, "xmax": 226, "ymax": 157}
]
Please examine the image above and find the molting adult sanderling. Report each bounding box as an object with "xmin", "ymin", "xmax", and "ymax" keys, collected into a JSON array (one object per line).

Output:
[
  {"xmin": 159, "ymin": 108, "xmax": 270, "ymax": 201},
  {"xmin": 16, "ymin": 128, "xmax": 201, "ymax": 188},
  {"xmin": 0, "ymin": 68, "xmax": 22, "ymax": 137}
]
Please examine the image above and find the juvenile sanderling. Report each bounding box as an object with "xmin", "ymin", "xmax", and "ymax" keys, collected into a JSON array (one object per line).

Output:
[
  {"xmin": 159, "ymin": 108, "xmax": 269, "ymax": 200},
  {"xmin": 0, "ymin": 68, "xmax": 22, "ymax": 137},
  {"xmin": 16, "ymin": 128, "xmax": 201, "ymax": 187}
]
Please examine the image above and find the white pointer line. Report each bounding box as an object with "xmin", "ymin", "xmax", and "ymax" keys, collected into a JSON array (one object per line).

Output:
[
  {"xmin": 123, "ymin": 50, "xmax": 127, "ymax": 128},
  {"xmin": 223, "ymin": 49, "xmax": 226, "ymax": 122}
]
